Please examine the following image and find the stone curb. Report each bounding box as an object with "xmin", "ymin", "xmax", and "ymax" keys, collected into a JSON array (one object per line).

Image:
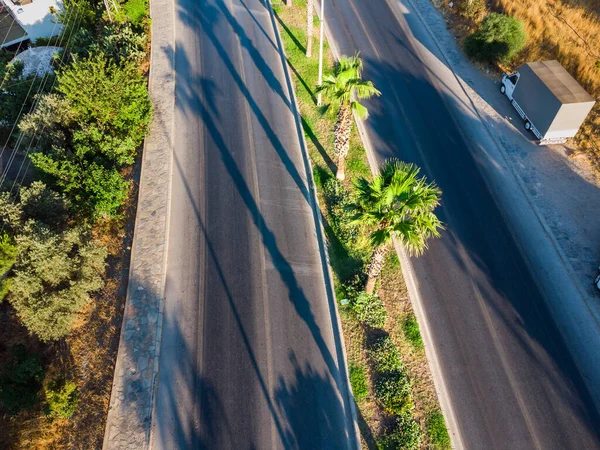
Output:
[
  {"xmin": 102, "ymin": 0, "xmax": 175, "ymax": 446},
  {"xmin": 268, "ymin": 3, "xmax": 361, "ymax": 448}
]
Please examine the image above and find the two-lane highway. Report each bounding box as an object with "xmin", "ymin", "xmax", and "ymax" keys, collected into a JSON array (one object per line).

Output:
[
  {"xmin": 150, "ymin": 0, "xmax": 356, "ymax": 447},
  {"xmin": 322, "ymin": 0, "xmax": 600, "ymax": 447}
]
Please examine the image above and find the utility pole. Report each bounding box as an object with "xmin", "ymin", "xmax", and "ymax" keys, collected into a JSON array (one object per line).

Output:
[{"xmin": 317, "ymin": 0, "xmax": 325, "ymax": 106}]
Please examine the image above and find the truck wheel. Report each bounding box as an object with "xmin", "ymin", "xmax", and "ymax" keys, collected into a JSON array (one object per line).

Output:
[
  {"xmin": 524, "ymin": 120, "xmax": 532, "ymax": 131},
  {"xmin": 500, "ymin": 84, "xmax": 506, "ymax": 94}
]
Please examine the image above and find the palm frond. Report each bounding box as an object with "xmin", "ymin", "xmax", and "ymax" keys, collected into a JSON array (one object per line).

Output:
[
  {"xmin": 347, "ymin": 158, "xmax": 443, "ymax": 256},
  {"xmin": 351, "ymin": 101, "xmax": 369, "ymax": 120}
]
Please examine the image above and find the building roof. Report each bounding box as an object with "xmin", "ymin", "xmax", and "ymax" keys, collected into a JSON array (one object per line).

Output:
[
  {"xmin": 0, "ymin": 0, "xmax": 62, "ymax": 47},
  {"xmin": 524, "ymin": 60, "xmax": 594, "ymax": 104},
  {"xmin": 0, "ymin": 9, "xmax": 27, "ymax": 47}
]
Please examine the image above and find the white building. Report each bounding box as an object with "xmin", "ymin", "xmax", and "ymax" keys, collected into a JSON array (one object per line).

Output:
[{"xmin": 0, "ymin": 0, "xmax": 63, "ymax": 48}]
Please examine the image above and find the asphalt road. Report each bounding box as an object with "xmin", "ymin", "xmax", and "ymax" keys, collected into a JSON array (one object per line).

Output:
[
  {"xmin": 149, "ymin": 0, "xmax": 356, "ymax": 448},
  {"xmin": 323, "ymin": 0, "xmax": 600, "ymax": 448}
]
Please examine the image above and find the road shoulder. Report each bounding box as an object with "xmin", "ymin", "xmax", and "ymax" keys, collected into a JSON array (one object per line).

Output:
[{"xmin": 102, "ymin": 0, "xmax": 175, "ymax": 446}]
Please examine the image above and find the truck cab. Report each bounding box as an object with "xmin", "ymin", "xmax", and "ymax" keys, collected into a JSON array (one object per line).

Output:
[{"xmin": 500, "ymin": 73, "xmax": 520, "ymax": 100}]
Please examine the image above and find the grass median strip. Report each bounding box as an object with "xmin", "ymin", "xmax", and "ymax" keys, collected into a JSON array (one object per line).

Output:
[{"xmin": 273, "ymin": 1, "xmax": 450, "ymax": 448}]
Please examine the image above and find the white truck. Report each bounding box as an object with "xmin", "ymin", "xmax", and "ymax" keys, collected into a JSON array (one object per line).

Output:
[{"xmin": 500, "ymin": 60, "xmax": 595, "ymax": 145}]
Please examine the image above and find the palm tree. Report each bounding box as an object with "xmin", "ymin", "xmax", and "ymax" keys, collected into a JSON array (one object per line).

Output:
[
  {"xmin": 306, "ymin": 0, "xmax": 314, "ymax": 57},
  {"xmin": 316, "ymin": 54, "xmax": 380, "ymax": 181},
  {"xmin": 350, "ymin": 159, "xmax": 443, "ymax": 293}
]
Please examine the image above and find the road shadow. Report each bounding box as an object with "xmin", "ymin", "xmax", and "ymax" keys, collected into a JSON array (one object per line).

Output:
[
  {"xmin": 317, "ymin": 0, "xmax": 600, "ymax": 444},
  {"xmin": 302, "ymin": 116, "xmax": 337, "ymax": 173},
  {"xmin": 364, "ymin": 47, "xmax": 600, "ymax": 450},
  {"xmin": 153, "ymin": 0, "xmax": 358, "ymax": 444}
]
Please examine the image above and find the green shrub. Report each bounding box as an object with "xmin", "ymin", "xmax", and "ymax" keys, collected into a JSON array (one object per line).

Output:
[
  {"xmin": 123, "ymin": 0, "xmax": 149, "ymax": 27},
  {"xmin": 427, "ymin": 410, "xmax": 451, "ymax": 449},
  {"xmin": 352, "ymin": 291, "xmax": 387, "ymax": 328},
  {"xmin": 0, "ymin": 345, "xmax": 44, "ymax": 415},
  {"xmin": 0, "ymin": 233, "xmax": 17, "ymax": 301},
  {"xmin": 368, "ymin": 335, "xmax": 402, "ymax": 373},
  {"xmin": 0, "ymin": 182, "xmax": 70, "ymax": 232},
  {"xmin": 375, "ymin": 371, "xmax": 413, "ymax": 415},
  {"xmin": 0, "ymin": 232, "xmax": 17, "ymax": 275},
  {"xmin": 402, "ymin": 314, "xmax": 424, "ymax": 350},
  {"xmin": 0, "ymin": 62, "xmax": 54, "ymax": 131},
  {"xmin": 45, "ymin": 378, "xmax": 78, "ymax": 419},
  {"xmin": 56, "ymin": 55, "xmax": 151, "ymax": 166},
  {"xmin": 349, "ymin": 363, "xmax": 368, "ymax": 401},
  {"xmin": 22, "ymin": 54, "xmax": 151, "ymax": 220},
  {"xmin": 1, "ymin": 184, "xmax": 108, "ymax": 341},
  {"xmin": 312, "ymin": 164, "xmax": 332, "ymax": 190},
  {"xmin": 459, "ymin": 0, "xmax": 486, "ymax": 20},
  {"xmin": 9, "ymin": 225, "xmax": 107, "ymax": 341},
  {"xmin": 323, "ymin": 178, "xmax": 359, "ymax": 245},
  {"xmin": 378, "ymin": 411, "xmax": 421, "ymax": 450},
  {"xmin": 464, "ymin": 13, "xmax": 526, "ymax": 63},
  {"xmin": 96, "ymin": 23, "xmax": 147, "ymax": 65}
]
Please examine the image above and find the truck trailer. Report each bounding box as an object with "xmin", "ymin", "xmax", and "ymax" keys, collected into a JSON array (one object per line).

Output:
[{"xmin": 500, "ymin": 60, "xmax": 595, "ymax": 145}]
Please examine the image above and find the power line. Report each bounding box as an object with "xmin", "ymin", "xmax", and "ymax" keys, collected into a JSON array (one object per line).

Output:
[{"xmin": 0, "ymin": 3, "xmax": 80, "ymax": 188}]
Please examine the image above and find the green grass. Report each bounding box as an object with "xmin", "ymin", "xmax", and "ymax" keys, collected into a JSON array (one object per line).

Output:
[
  {"xmin": 349, "ymin": 362, "xmax": 369, "ymax": 402},
  {"xmin": 427, "ymin": 410, "xmax": 451, "ymax": 449},
  {"xmin": 274, "ymin": 5, "xmax": 443, "ymax": 447},
  {"xmin": 402, "ymin": 314, "xmax": 424, "ymax": 350},
  {"xmin": 123, "ymin": 0, "xmax": 148, "ymax": 26}
]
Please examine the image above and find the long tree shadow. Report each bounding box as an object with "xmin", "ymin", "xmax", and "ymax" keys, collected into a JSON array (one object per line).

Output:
[
  {"xmin": 288, "ymin": 59, "xmax": 318, "ymax": 104},
  {"xmin": 302, "ymin": 116, "xmax": 337, "ymax": 173},
  {"xmin": 177, "ymin": 0, "xmax": 310, "ymax": 203},
  {"xmin": 166, "ymin": 0, "xmax": 359, "ymax": 444},
  {"xmin": 273, "ymin": 12, "xmax": 306, "ymax": 54}
]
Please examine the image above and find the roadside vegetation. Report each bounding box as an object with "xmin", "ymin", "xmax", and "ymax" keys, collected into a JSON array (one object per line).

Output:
[
  {"xmin": 0, "ymin": 0, "xmax": 150, "ymax": 447},
  {"xmin": 274, "ymin": 2, "xmax": 450, "ymax": 448},
  {"xmin": 435, "ymin": 0, "xmax": 600, "ymax": 169}
]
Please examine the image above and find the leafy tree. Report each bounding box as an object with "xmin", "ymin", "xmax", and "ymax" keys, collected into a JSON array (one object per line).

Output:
[
  {"xmin": 96, "ymin": 23, "xmax": 147, "ymax": 65},
  {"xmin": 0, "ymin": 344, "xmax": 44, "ymax": 415},
  {"xmin": 44, "ymin": 378, "xmax": 78, "ymax": 418},
  {"xmin": 29, "ymin": 153, "xmax": 130, "ymax": 220},
  {"xmin": 317, "ymin": 54, "xmax": 380, "ymax": 180},
  {"xmin": 0, "ymin": 61, "xmax": 55, "ymax": 138},
  {"xmin": 0, "ymin": 233, "xmax": 17, "ymax": 301},
  {"xmin": 0, "ymin": 181, "xmax": 70, "ymax": 232},
  {"xmin": 0, "ymin": 183, "xmax": 107, "ymax": 341},
  {"xmin": 464, "ymin": 12, "xmax": 527, "ymax": 63},
  {"xmin": 18, "ymin": 94, "xmax": 74, "ymax": 154},
  {"xmin": 349, "ymin": 159, "xmax": 443, "ymax": 293},
  {"xmin": 9, "ymin": 224, "xmax": 107, "ymax": 341},
  {"xmin": 56, "ymin": 55, "xmax": 151, "ymax": 165},
  {"xmin": 21, "ymin": 55, "xmax": 150, "ymax": 219}
]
